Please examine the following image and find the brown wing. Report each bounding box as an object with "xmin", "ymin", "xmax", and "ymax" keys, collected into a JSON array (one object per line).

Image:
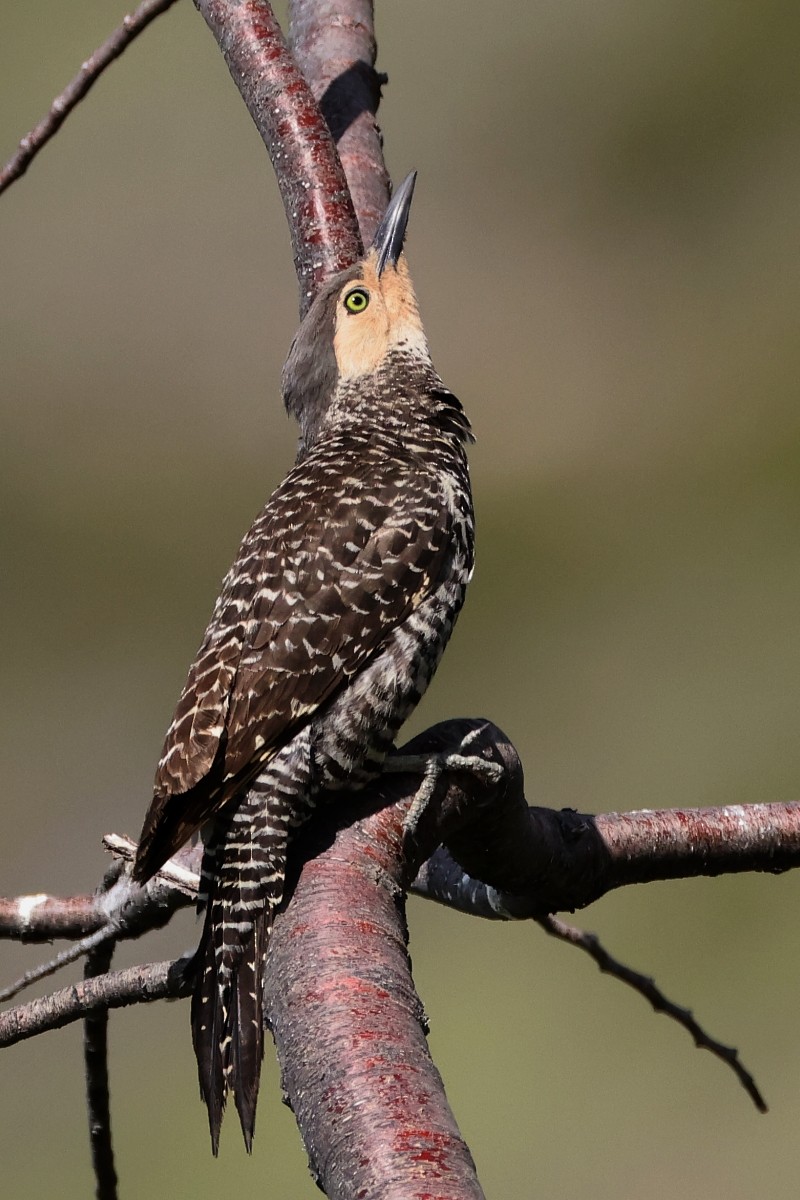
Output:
[
  {"xmin": 133, "ymin": 551, "xmax": 265, "ymax": 878},
  {"xmin": 223, "ymin": 487, "xmax": 451, "ymax": 774},
  {"xmin": 133, "ymin": 446, "xmax": 454, "ymax": 879}
]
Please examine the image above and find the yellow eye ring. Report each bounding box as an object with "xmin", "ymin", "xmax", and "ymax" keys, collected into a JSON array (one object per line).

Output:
[{"xmin": 344, "ymin": 287, "xmax": 370, "ymax": 314}]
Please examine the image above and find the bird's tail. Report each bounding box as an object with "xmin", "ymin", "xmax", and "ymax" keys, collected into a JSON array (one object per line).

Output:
[{"xmin": 191, "ymin": 789, "xmax": 290, "ymax": 1154}]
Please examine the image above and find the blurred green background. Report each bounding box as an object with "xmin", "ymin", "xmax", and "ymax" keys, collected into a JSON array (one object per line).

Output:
[{"xmin": 3, "ymin": 1, "xmax": 800, "ymax": 1196}]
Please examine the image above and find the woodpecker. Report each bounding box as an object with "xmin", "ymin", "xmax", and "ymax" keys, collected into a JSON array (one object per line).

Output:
[{"xmin": 132, "ymin": 173, "xmax": 474, "ymax": 1152}]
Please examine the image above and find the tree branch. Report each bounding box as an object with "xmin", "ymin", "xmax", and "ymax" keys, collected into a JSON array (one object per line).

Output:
[
  {"xmin": 268, "ymin": 772, "xmax": 486, "ymax": 1197},
  {"xmin": 84, "ymin": 941, "xmax": 119, "ymax": 1200},
  {"xmin": 3, "ymin": 5, "xmax": 798, "ymax": 1193},
  {"xmin": 401, "ymin": 720, "xmax": 800, "ymax": 915},
  {"xmin": 0, "ymin": 0, "xmax": 181, "ymax": 198},
  {"xmin": 192, "ymin": 0, "xmax": 363, "ymax": 311},
  {"xmin": 538, "ymin": 913, "xmax": 767, "ymax": 1115},
  {"xmin": 0, "ymin": 960, "xmax": 189, "ymax": 1048},
  {"xmin": 0, "ymin": 926, "xmax": 122, "ymax": 1005},
  {"xmin": 3, "ymin": 717, "xmax": 799, "ymax": 1192},
  {"xmin": 0, "ymin": 892, "xmax": 107, "ymax": 941},
  {"xmin": 288, "ymin": 0, "xmax": 390, "ymax": 244},
  {"xmin": 4, "ymin": 724, "xmax": 800, "ymax": 951},
  {"xmin": 262, "ymin": 718, "xmax": 790, "ymax": 1195}
]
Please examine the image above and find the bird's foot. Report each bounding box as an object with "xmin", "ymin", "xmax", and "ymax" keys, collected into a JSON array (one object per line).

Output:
[{"xmin": 385, "ymin": 727, "xmax": 504, "ymax": 842}]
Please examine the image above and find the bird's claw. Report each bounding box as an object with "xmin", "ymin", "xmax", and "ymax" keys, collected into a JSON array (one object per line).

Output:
[{"xmin": 385, "ymin": 737, "xmax": 504, "ymax": 841}]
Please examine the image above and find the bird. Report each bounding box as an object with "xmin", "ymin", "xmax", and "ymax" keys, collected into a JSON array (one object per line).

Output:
[{"xmin": 131, "ymin": 172, "xmax": 475, "ymax": 1153}]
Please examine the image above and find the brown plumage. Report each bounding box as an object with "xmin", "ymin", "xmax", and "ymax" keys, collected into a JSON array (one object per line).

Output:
[{"xmin": 132, "ymin": 174, "xmax": 475, "ymax": 1151}]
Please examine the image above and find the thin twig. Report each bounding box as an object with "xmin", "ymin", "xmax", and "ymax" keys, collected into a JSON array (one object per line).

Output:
[
  {"xmin": 0, "ymin": 0, "xmax": 181, "ymax": 198},
  {"xmin": 0, "ymin": 925, "xmax": 118, "ymax": 1004},
  {"xmin": 538, "ymin": 913, "xmax": 768, "ymax": 1114},
  {"xmin": 0, "ymin": 853, "xmax": 195, "ymax": 1003},
  {"xmin": 0, "ymin": 959, "xmax": 190, "ymax": 1048},
  {"xmin": 102, "ymin": 833, "xmax": 201, "ymax": 896},
  {"xmin": 84, "ymin": 943, "xmax": 118, "ymax": 1200}
]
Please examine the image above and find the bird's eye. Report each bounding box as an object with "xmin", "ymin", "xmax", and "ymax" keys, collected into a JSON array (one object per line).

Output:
[{"xmin": 343, "ymin": 287, "xmax": 370, "ymax": 314}]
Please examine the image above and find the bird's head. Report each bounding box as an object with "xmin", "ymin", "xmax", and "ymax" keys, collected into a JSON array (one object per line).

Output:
[{"xmin": 282, "ymin": 173, "xmax": 432, "ymax": 449}]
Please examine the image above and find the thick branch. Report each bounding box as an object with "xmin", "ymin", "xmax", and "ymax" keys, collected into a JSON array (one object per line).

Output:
[
  {"xmin": 288, "ymin": 0, "xmax": 389, "ymax": 244},
  {"xmin": 397, "ymin": 720, "xmax": 800, "ymax": 916},
  {"xmin": 594, "ymin": 803, "xmax": 800, "ymax": 885},
  {"xmin": 4, "ymin": 724, "xmax": 800, "ymax": 949},
  {"xmin": 263, "ymin": 716, "xmax": 799, "ymax": 1195},
  {"xmin": 3, "ymin": 717, "xmax": 799, "ymax": 1191},
  {"xmin": 193, "ymin": 0, "xmax": 363, "ymax": 310},
  {"xmin": 268, "ymin": 790, "xmax": 485, "ymax": 1198}
]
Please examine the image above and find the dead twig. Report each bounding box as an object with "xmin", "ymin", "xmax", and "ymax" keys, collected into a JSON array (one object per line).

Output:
[
  {"xmin": 0, "ymin": 925, "xmax": 121, "ymax": 1005},
  {"xmin": 538, "ymin": 913, "xmax": 768, "ymax": 1115},
  {"xmin": 0, "ymin": 852, "xmax": 193, "ymax": 1002}
]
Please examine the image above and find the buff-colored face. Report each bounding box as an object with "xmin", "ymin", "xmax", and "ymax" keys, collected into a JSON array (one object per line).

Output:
[{"xmin": 331, "ymin": 252, "xmax": 429, "ymax": 381}]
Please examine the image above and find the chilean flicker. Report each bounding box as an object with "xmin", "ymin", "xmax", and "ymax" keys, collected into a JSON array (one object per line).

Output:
[{"xmin": 131, "ymin": 173, "xmax": 475, "ymax": 1151}]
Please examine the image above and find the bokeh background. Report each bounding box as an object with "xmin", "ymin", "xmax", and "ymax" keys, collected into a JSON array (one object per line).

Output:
[{"xmin": 3, "ymin": 2, "xmax": 800, "ymax": 1196}]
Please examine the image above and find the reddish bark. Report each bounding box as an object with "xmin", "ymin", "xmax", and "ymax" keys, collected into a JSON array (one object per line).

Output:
[
  {"xmin": 288, "ymin": 0, "xmax": 390, "ymax": 244},
  {"xmin": 193, "ymin": 0, "xmax": 363, "ymax": 311},
  {"xmin": 269, "ymin": 792, "xmax": 485, "ymax": 1199},
  {"xmin": 405, "ymin": 721, "xmax": 800, "ymax": 915}
]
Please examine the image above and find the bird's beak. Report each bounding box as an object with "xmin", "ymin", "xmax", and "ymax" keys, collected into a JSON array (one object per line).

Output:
[{"xmin": 372, "ymin": 171, "xmax": 417, "ymax": 277}]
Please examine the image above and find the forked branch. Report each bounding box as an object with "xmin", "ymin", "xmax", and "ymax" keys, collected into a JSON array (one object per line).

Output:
[
  {"xmin": 193, "ymin": 0, "xmax": 363, "ymax": 309},
  {"xmin": 2, "ymin": 719, "xmax": 790, "ymax": 1133}
]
